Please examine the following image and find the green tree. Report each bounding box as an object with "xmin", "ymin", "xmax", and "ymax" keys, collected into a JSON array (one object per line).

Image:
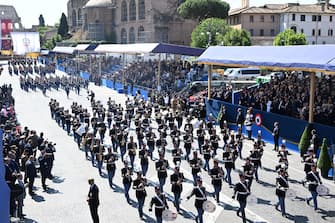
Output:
[
  {"xmin": 42, "ymin": 34, "xmax": 62, "ymax": 50},
  {"xmin": 57, "ymin": 13, "xmax": 69, "ymax": 38},
  {"xmin": 298, "ymin": 124, "xmax": 312, "ymax": 157},
  {"xmin": 317, "ymin": 138, "xmax": 332, "ymax": 178},
  {"xmin": 217, "ymin": 28, "xmax": 252, "ymax": 46},
  {"xmin": 39, "ymin": 14, "xmax": 45, "ymax": 27},
  {"xmin": 191, "ymin": 18, "xmax": 230, "ymax": 48},
  {"xmin": 177, "ymin": 0, "xmax": 230, "ymax": 21},
  {"xmin": 273, "ymin": 29, "xmax": 307, "ymax": 46}
]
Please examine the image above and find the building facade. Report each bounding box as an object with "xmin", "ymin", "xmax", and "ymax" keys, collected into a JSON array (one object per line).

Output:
[
  {"xmin": 280, "ymin": 4, "xmax": 335, "ymax": 45},
  {"xmin": 66, "ymin": 0, "xmax": 197, "ymax": 45},
  {"xmin": 0, "ymin": 4, "xmax": 23, "ymax": 50},
  {"xmin": 228, "ymin": 1, "xmax": 335, "ymax": 45}
]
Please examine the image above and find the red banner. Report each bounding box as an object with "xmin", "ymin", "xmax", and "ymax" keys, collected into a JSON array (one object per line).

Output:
[{"xmin": 1, "ymin": 19, "xmax": 13, "ymax": 36}]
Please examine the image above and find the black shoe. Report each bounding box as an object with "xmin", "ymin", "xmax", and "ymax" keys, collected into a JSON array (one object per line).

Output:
[
  {"xmin": 282, "ymin": 214, "xmax": 288, "ymax": 218},
  {"xmin": 237, "ymin": 211, "xmax": 240, "ymax": 217},
  {"xmin": 29, "ymin": 192, "xmax": 36, "ymax": 196},
  {"xmin": 275, "ymin": 205, "xmax": 279, "ymax": 211},
  {"xmin": 306, "ymin": 199, "xmax": 310, "ymax": 205}
]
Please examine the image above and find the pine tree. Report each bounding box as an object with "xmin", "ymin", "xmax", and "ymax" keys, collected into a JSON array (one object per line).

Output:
[
  {"xmin": 58, "ymin": 13, "xmax": 69, "ymax": 38},
  {"xmin": 39, "ymin": 14, "xmax": 45, "ymax": 27},
  {"xmin": 317, "ymin": 138, "xmax": 332, "ymax": 178},
  {"xmin": 298, "ymin": 124, "xmax": 312, "ymax": 157}
]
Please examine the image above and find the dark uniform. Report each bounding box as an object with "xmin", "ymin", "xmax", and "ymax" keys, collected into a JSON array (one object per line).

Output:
[
  {"xmin": 133, "ymin": 175, "xmax": 147, "ymax": 219},
  {"xmin": 187, "ymin": 185, "xmax": 207, "ymax": 223},
  {"xmin": 149, "ymin": 190, "xmax": 168, "ymax": 223},
  {"xmin": 233, "ymin": 178, "xmax": 250, "ymax": 223},
  {"xmin": 306, "ymin": 169, "xmax": 322, "ymax": 210},
  {"xmin": 170, "ymin": 170, "xmax": 184, "ymax": 212},
  {"xmin": 275, "ymin": 173, "xmax": 289, "ymax": 216},
  {"xmin": 155, "ymin": 158, "xmax": 169, "ymax": 192},
  {"xmin": 210, "ymin": 165, "xmax": 224, "ymax": 203}
]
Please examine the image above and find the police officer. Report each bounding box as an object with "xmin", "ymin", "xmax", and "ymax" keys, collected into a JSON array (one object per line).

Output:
[
  {"xmin": 233, "ymin": 173, "xmax": 250, "ymax": 223},
  {"xmin": 170, "ymin": 163, "xmax": 184, "ymax": 213},
  {"xmin": 187, "ymin": 176, "xmax": 207, "ymax": 223},
  {"xmin": 149, "ymin": 186, "xmax": 169, "ymax": 223},
  {"xmin": 272, "ymin": 122, "xmax": 280, "ymax": 151}
]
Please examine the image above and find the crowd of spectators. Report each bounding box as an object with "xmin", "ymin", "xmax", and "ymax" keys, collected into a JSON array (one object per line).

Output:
[
  {"xmin": 238, "ymin": 73, "xmax": 335, "ymax": 126},
  {"xmin": 1, "ymin": 83, "xmax": 56, "ymax": 220}
]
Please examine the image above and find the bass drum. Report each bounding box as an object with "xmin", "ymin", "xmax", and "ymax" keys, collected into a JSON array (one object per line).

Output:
[
  {"xmin": 203, "ymin": 200, "xmax": 216, "ymax": 213},
  {"xmin": 247, "ymin": 194, "xmax": 257, "ymax": 205},
  {"xmin": 162, "ymin": 209, "xmax": 178, "ymax": 221},
  {"xmin": 316, "ymin": 184, "xmax": 330, "ymax": 196}
]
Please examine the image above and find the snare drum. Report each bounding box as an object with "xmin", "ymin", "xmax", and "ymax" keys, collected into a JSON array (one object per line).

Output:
[
  {"xmin": 286, "ymin": 188, "xmax": 297, "ymax": 199},
  {"xmin": 162, "ymin": 209, "xmax": 177, "ymax": 221},
  {"xmin": 203, "ymin": 200, "xmax": 216, "ymax": 213},
  {"xmin": 247, "ymin": 194, "xmax": 257, "ymax": 205},
  {"xmin": 316, "ymin": 184, "xmax": 330, "ymax": 196}
]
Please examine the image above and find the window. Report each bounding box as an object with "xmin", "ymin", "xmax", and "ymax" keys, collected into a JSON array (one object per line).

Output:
[
  {"xmin": 312, "ymin": 15, "xmax": 317, "ymax": 21},
  {"xmin": 301, "ymin": 29, "xmax": 304, "ymax": 34},
  {"xmin": 138, "ymin": 0, "xmax": 145, "ymax": 20},
  {"xmin": 138, "ymin": 26, "xmax": 145, "ymax": 42},
  {"xmin": 312, "ymin": 29, "xmax": 315, "ymax": 36},
  {"xmin": 72, "ymin": 10, "xmax": 77, "ymax": 27},
  {"xmin": 129, "ymin": 0, "xmax": 136, "ymax": 21},
  {"xmin": 121, "ymin": 28, "xmax": 127, "ymax": 44},
  {"xmin": 260, "ymin": 15, "xmax": 264, "ymax": 22},
  {"xmin": 249, "ymin": 29, "xmax": 254, "ymax": 36},
  {"xmin": 300, "ymin": 15, "xmax": 305, "ymax": 21},
  {"xmin": 78, "ymin": 8, "xmax": 83, "ymax": 26},
  {"xmin": 260, "ymin": 29, "xmax": 264, "ymax": 36},
  {"xmin": 292, "ymin": 13, "xmax": 295, "ymax": 21},
  {"xmin": 129, "ymin": 27, "xmax": 135, "ymax": 43},
  {"xmin": 328, "ymin": 29, "xmax": 334, "ymax": 36},
  {"xmin": 330, "ymin": 15, "xmax": 333, "ymax": 22},
  {"xmin": 250, "ymin": 15, "xmax": 254, "ymax": 23},
  {"xmin": 318, "ymin": 15, "xmax": 322, "ymax": 21},
  {"xmin": 271, "ymin": 15, "xmax": 275, "ymax": 22},
  {"xmin": 121, "ymin": 0, "xmax": 128, "ymax": 22},
  {"xmin": 318, "ymin": 29, "xmax": 321, "ymax": 36},
  {"xmin": 270, "ymin": 29, "xmax": 275, "ymax": 36}
]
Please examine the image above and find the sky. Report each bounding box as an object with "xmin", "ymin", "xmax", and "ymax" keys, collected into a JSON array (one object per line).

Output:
[{"xmin": 0, "ymin": 0, "xmax": 326, "ymax": 28}]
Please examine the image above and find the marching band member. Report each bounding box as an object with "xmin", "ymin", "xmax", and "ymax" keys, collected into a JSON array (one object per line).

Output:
[
  {"xmin": 210, "ymin": 157, "xmax": 224, "ymax": 203},
  {"xmin": 170, "ymin": 163, "xmax": 184, "ymax": 213},
  {"xmin": 306, "ymin": 164, "xmax": 322, "ymax": 211},
  {"xmin": 155, "ymin": 152, "xmax": 169, "ymax": 192},
  {"xmin": 233, "ymin": 173, "xmax": 250, "ymax": 223},
  {"xmin": 139, "ymin": 143, "xmax": 149, "ymax": 177},
  {"xmin": 133, "ymin": 171, "xmax": 147, "ymax": 220},
  {"xmin": 190, "ymin": 150, "xmax": 203, "ymax": 185},
  {"xmin": 127, "ymin": 136, "xmax": 137, "ymax": 170},
  {"xmin": 149, "ymin": 186, "xmax": 169, "ymax": 223},
  {"xmin": 187, "ymin": 176, "xmax": 207, "ymax": 223},
  {"xmin": 202, "ymin": 139, "xmax": 212, "ymax": 172},
  {"xmin": 275, "ymin": 168, "xmax": 289, "ymax": 217},
  {"xmin": 223, "ymin": 144, "xmax": 237, "ymax": 187},
  {"xmin": 104, "ymin": 147, "xmax": 118, "ymax": 188},
  {"xmin": 121, "ymin": 160, "xmax": 133, "ymax": 205},
  {"xmin": 249, "ymin": 143, "xmax": 262, "ymax": 183},
  {"xmin": 172, "ymin": 143, "xmax": 183, "ymax": 166},
  {"xmin": 243, "ymin": 157, "xmax": 254, "ymax": 189}
]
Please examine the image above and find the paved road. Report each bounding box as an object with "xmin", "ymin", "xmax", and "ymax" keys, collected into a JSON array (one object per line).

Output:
[{"xmin": 2, "ymin": 66, "xmax": 334, "ymax": 223}]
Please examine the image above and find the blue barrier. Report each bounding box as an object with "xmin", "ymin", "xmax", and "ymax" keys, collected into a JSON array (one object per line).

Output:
[
  {"xmin": 101, "ymin": 79, "xmax": 149, "ymax": 100},
  {"xmin": 206, "ymin": 99, "xmax": 335, "ymax": 152},
  {"xmin": 0, "ymin": 129, "xmax": 10, "ymax": 222},
  {"xmin": 80, "ymin": 71, "xmax": 91, "ymax": 80}
]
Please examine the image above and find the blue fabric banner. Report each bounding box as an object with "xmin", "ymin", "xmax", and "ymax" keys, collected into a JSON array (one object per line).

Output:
[{"xmin": 0, "ymin": 129, "xmax": 10, "ymax": 223}]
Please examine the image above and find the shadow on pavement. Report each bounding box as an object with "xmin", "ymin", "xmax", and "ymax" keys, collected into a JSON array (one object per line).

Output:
[
  {"xmin": 31, "ymin": 194, "xmax": 45, "ymax": 202},
  {"xmin": 45, "ymin": 187, "xmax": 61, "ymax": 194},
  {"xmin": 258, "ymin": 180, "xmax": 276, "ymax": 188},
  {"xmin": 286, "ymin": 214, "xmax": 308, "ymax": 223},
  {"xmin": 51, "ymin": 176, "xmax": 65, "ymax": 184},
  {"xmin": 257, "ymin": 197, "xmax": 273, "ymax": 206}
]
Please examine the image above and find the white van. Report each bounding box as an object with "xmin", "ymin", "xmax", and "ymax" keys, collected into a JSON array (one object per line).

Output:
[{"xmin": 225, "ymin": 68, "xmax": 261, "ymax": 80}]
